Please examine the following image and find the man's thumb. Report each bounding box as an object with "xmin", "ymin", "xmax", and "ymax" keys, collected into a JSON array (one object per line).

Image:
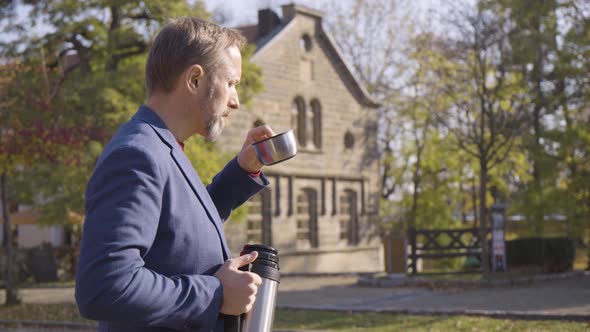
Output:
[{"xmin": 231, "ymin": 251, "xmax": 258, "ymax": 269}]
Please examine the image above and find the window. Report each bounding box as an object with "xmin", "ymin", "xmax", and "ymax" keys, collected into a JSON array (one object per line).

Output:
[
  {"xmin": 292, "ymin": 97, "xmax": 307, "ymax": 147},
  {"xmin": 306, "ymin": 104, "xmax": 314, "ymax": 146},
  {"xmin": 246, "ymin": 190, "xmax": 272, "ymax": 245},
  {"xmin": 339, "ymin": 190, "xmax": 359, "ymax": 245},
  {"xmin": 299, "ymin": 34, "xmax": 312, "ymax": 52},
  {"xmin": 344, "ymin": 130, "xmax": 355, "ymax": 149},
  {"xmin": 296, "ymin": 188, "xmax": 319, "ymax": 248},
  {"xmin": 292, "ymin": 97, "xmax": 322, "ymax": 150},
  {"xmin": 310, "ymin": 99, "xmax": 322, "ymax": 148}
]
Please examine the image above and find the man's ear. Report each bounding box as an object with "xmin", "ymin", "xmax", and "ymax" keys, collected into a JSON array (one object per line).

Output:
[{"xmin": 185, "ymin": 64, "xmax": 204, "ymax": 93}]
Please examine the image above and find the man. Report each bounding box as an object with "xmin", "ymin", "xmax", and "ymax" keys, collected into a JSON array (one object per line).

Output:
[{"xmin": 75, "ymin": 17, "xmax": 274, "ymax": 332}]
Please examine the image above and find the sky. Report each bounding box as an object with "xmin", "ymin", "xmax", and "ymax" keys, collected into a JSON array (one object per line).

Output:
[
  {"xmin": 200, "ymin": 0, "xmax": 455, "ymax": 53},
  {"xmin": 203, "ymin": 0, "xmax": 329, "ymax": 27},
  {"xmin": 0, "ymin": 0, "xmax": 446, "ymax": 44},
  {"xmin": 202, "ymin": 0, "xmax": 443, "ymax": 28},
  {"xmin": 0, "ymin": 0, "xmax": 327, "ymax": 44}
]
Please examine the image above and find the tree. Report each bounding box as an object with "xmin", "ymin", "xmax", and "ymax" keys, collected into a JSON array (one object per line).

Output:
[
  {"xmin": 324, "ymin": 0, "xmax": 478, "ymax": 237},
  {"xmin": 0, "ymin": 0, "xmax": 264, "ymax": 302},
  {"xmin": 496, "ymin": 0, "xmax": 590, "ymax": 263},
  {"xmin": 0, "ymin": 61, "xmax": 22, "ymax": 305},
  {"xmin": 321, "ymin": 0, "xmax": 452, "ymax": 239},
  {"xmin": 553, "ymin": 1, "xmax": 590, "ymax": 268},
  {"xmin": 0, "ymin": 0, "xmax": 262, "ymax": 223},
  {"xmin": 490, "ymin": 0, "xmax": 565, "ymax": 235},
  {"xmin": 0, "ymin": 58, "xmax": 90, "ymax": 304},
  {"xmin": 392, "ymin": 33, "xmax": 468, "ymax": 230},
  {"xmin": 321, "ymin": 0, "xmax": 414, "ymax": 201},
  {"xmin": 428, "ymin": 2, "xmax": 530, "ymax": 273}
]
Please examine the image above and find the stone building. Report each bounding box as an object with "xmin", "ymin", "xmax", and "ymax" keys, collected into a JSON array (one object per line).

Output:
[{"xmin": 217, "ymin": 4, "xmax": 383, "ymax": 274}]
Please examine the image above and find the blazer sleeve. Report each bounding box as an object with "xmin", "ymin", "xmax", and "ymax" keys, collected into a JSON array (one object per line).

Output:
[
  {"xmin": 75, "ymin": 146, "xmax": 222, "ymax": 332},
  {"xmin": 207, "ymin": 157, "xmax": 269, "ymax": 222}
]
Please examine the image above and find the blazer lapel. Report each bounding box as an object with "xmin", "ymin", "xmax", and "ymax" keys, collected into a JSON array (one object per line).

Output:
[
  {"xmin": 133, "ymin": 106, "xmax": 231, "ymax": 259},
  {"xmin": 170, "ymin": 148, "xmax": 231, "ymax": 258}
]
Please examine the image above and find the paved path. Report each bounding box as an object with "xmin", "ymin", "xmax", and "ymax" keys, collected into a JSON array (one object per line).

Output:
[
  {"xmin": 276, "ymin": 275, "xmax": 590, "ymax": 318},
  {"xmin": 0, "ymin": 288, "xmax": 75, "ymax": 305},
  {"xmin": 1, "ymin": 274, "xmax": 589, "ymax": 321}
]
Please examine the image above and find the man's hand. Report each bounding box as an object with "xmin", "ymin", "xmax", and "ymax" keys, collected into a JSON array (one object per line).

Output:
[
  {"xmin": 237, "ymin": 125, "xmax": 275, "ymax": 173},
  {"xmin": 214, "ymin": 252, "xmax": 262, "ymax": 315}
]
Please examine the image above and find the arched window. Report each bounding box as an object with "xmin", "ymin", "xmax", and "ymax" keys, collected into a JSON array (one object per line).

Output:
[
  {"xmin": 246, "ymin": 189, "xmax": 272, "ymax": 245},
  {"xmin": 344, "ymin": 130, "xmax": 355, "ymax": 149},
  {"xmin": 292, "ymin": 97, "xmax": 323, "ymax": 150},
  {"xmin": 310, "ymin": 99, "xmax": 322, "ymax": 148},
  {"xmin": 292, "ymin": 97, "xmax": 307, "ymax": 147},
  {"xmin": 296, "ymin": 188, "xmax": 319, "ymax": 248},
  {"xmin": 299, "ymin": 34, "xmax": 313, "ymax": 52},
  {"xmin": 339, "ymin": 189, "xmax": 359, "ymax": 245}
]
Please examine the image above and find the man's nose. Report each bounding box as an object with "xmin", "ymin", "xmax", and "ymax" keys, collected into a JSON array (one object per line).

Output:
[{"xmin": 228, "ymin": 94, "xmax": 240, "ymax": 110}]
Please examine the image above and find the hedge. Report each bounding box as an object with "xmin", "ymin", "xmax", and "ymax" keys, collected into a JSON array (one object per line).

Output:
[{"xmin": 506, "ymin": 237, "xmax": 575, "ymax": 273}]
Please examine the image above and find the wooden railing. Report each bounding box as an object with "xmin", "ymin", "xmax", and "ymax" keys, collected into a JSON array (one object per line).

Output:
[{"xmin": 407, "ymin": 227, "xmax": 491, "ymax": 274}]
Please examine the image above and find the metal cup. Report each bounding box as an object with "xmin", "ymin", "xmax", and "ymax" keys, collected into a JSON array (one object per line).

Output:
[{"xmin": 253, "ymin": 130, "xmax": 297, "ymax": 166}]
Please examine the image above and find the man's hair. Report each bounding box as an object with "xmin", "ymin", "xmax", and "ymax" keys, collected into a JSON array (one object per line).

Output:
[{"xmin": 145, "ymin": 17, "xmax": 246, "ymax": 96}]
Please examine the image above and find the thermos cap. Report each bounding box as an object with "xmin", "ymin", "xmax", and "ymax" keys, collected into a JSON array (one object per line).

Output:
[
  {"xmin": 241, "ymin": 244, "xmax": 279, "ymax": 266},
  {"xmin": 241, "ymin": 244, "xmax": 281, "ymax": 283}
]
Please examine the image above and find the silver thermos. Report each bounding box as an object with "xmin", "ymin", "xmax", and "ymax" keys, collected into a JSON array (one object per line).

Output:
[
  {"xmin": 225, "ymin": 244, "xmax": 280, "ymax": 332},
  {"xmin": 240, "ymin": 244, "xmax": 280, "ymax": 332}
]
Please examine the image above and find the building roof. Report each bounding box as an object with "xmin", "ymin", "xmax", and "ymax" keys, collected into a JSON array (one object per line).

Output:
[
  {"xmin": 0, "ymin": 210, "xmax": 84, "ymax": 225},
  {"xmin": 236, "ymin": 3, "xmax": 380, "ymax": 108},
  {"xmin": 1, "ymin": 210, "xmax": 39, "ymax": 225}
]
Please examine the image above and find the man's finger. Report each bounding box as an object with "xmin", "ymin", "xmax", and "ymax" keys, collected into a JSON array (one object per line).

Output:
[
  {"xmin": 229, "ymin": 251, "xmax": 258, "ymax": 269},
  {"xmin": 242, "ymin": 125, "xmax": 276, "ymax": 149},
  {"xmin": 250, "ymin": 125, "xmax": 275, "ymax": 141}
]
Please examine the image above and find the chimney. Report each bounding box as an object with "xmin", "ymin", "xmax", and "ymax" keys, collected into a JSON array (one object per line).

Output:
[{"xmin": 258, "ymin": 8, "xmax": 281, "ymax": 38}]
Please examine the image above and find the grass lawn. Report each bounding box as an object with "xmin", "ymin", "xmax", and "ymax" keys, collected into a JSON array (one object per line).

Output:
[
  {"xmin": 274, "ymin": 309, "xmax": 590, "ymax": 331},
  {"xmin": 0, "ymin": 304, "xmax": 587, "ymax": 331}
]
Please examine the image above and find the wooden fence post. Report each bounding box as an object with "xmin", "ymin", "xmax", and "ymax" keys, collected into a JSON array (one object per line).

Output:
[{"xmin": 409, "ymin": 227, "xmax": 417, "ymax": 275}]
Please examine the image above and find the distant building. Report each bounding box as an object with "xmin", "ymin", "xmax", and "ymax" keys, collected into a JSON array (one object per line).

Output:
[
  {"xmin": 0, "ymin": 208, "xmax": 66, "ymax": 248},
  {"xmin": 217, "ymin": 4, "xmax": 383, "ymax": 274}
]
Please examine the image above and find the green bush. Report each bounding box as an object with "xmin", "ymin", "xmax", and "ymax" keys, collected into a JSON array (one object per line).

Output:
[{"xmin": 506, "ymin": 237, "xmax": 576, "ymax": 273}]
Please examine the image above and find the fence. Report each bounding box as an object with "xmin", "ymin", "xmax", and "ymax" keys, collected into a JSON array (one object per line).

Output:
[{"xmin": 407, "ymin": 227, "xmax": 491, "ymax": 274}]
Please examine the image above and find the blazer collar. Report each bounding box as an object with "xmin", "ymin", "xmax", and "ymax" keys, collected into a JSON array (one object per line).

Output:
[
  {"xmin": 133, "ymin": 105, "xmax": 178, "ymax": 150},
  {"xmin": 132, "ymin": 105, "xmax": 231, "ymax": 259}
]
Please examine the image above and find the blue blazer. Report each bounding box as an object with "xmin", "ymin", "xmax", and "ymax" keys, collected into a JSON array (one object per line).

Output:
[{"xmin": 75, "ymin": 106, "xmax": 267, "ymax": 332}]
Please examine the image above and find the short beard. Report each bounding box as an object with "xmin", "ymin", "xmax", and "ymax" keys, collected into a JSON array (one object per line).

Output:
[
  {"xmin": 204, "ymin": 85, "xmax": 223, "ymax": 141},
  {"xmin": 205, "ymin": 116, "xmax": 223, "ymax": 141}
]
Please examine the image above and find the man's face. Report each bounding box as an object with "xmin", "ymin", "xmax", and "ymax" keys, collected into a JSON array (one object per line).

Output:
[{"xmin": 199, "ymin": 46, "xmax": 242, "ymax": 141}]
